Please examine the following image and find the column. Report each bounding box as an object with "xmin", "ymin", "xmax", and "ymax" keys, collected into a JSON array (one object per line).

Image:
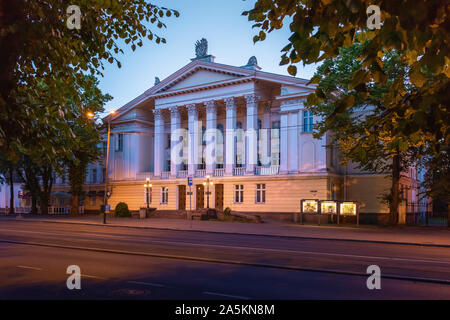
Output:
[
  {"xmin": 153, "ymin": 109, "xmax": 164, "ymax": 178},
  {"xmin": 279, "ymin": 111, "xmax": 288, "ymax": 174},
  {"xmin": 205, "ymin": 100, "xmax": 217, "ymax": 174},
  {"xmin": 224, "ymin": 97, "xmax": 236, "ymax": 176},
  {"xmin": 187, "ymin": 104, "xmax": 200, "ymax": 176},
  {"xmin": 260, "ymin": 101, "xmax": 271, "ymax": 167},
  {"xmin": 288, "ymin": 111, "xmax": 299, "ymax": 172},
  {"xmin": 170, "ymin": 106, "xmax": 181, "ymax": 178},
  {"xmin": 245, "ymin": 94, "xmax": 259, "ymax": 174}
]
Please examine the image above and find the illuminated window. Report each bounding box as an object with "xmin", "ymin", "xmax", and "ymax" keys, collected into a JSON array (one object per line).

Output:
[
  {"xmin": 234, "ymin": 185, "xmax": 244, "ymax": 203},
  {"xmin": 161, "ymin": 187, "xmax": 168, "ymax": 204}
]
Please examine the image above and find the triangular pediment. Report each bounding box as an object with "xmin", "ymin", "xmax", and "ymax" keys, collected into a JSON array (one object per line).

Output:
[
  {"xmin": 148, "ymin": 61, "xmax": 252, "ymax": 95},
  {"xmin": 167, "ymin": 69, "xmax": 238, "ymax": 91}
]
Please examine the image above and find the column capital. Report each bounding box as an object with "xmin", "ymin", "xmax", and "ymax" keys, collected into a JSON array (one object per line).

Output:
[
  {"xmin": 224, "ymin": 97, "xmax": 236, "ymax": 107},
  {"xmin": 205, "ymin": 100, "xmax": 217, "ymax": 113},
  {"xmin": 244, "ymin": 93, "xmax": 260, "ymax": 105},
  {"xmin": 153, "ymin": 108, "xmax": 163, "ymax": 120},
  {"xmin": 186, "ymin": 104, "xmax": 197, "ymax": 116},
  {"xmin": 169, "ymin": 106, "xmax": 180, "ymax": 115}
]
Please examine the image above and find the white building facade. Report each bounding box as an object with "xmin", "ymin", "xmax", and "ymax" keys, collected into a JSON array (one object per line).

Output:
[{"xmin": 58, "ymin": 41, "xmax": 420, "ymax": 220}]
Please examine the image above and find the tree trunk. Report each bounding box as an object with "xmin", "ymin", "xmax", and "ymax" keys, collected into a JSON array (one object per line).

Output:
[
  {"xmin": 31, "ymin": 194, "xmax": 38, "ymax": 214},
  {"xmin": 40, "ymin": 166, "xmax": 53, "ymax": 215},
  {"xmin": 71, "ymin": 193, "xmax": 79, "ymax": 216},
  {"xmin": 8, "ymin": 167, "xmax": 15, "ymax": 215},
  {"xmin": 390, "ymin": 154, "xmax": 401, "ymax": 225}
]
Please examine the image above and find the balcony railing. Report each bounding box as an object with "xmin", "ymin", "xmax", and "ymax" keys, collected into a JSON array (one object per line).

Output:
[
  {"xmin": 177, "ymin": 170, "xmax": 188, "ymax": 178},
  {"xmin": 233, "ymin": 167, "xmax": 245, "ymax": 176},
  {"xmin": 195, "ymin": 169, "xmax": 206, "ymax": 178},
  {"xmin": 49, "ymin": 206, "xmax": 70, "ymax": 214},
  {"xmin": 161, "ymin": 171, "xmax": 170, "ymax": 179},
  {"xmin": 213, "ymin": 168, "xmax": 225, "ymax": 177},
  {"xmin": 255, "ymin": 165, "xmax": 280, "ymax": 175}
]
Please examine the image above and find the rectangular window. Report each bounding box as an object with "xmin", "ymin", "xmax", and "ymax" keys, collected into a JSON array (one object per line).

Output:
[
  {"xmin": 102, "ymin": 141, "xmax": 107, "ymax": 155},
  {"xmin": 116, "ymin": 134, "xmax": 124, "ymax": 151},
  {"xmin": 255, "ymin": 184, "xmax": 266, "ymax": 204},
  {"xmin": 161, "ymin": 187, "xmax": 168, "ymax": 204},
  {"xmin": 102, "ymin": 168, "xmax": 106, "ymax": 183},
  {"xmin": 234, "ymin": 185, "xmax": 244, "ymax": 203},
  {"xmin": 92, "ymin": 168, "xmax": 97, "ymax": 184},
  {"xmin": 303, "ymin": 110, "xmax": 313, "ymax": 132}
]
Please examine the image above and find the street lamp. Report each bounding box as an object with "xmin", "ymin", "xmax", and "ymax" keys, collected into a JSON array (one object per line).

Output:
[
  {"xmin": 103, "ymin": 109, "xmax": 117, "ymax": 224},
  {"xmin": 202, "ymin": 175, "xmax": 213, "ymax": 209},
  {"xmin": 144, "ymin": 178, "xmax": 152, "ymax": 214}
]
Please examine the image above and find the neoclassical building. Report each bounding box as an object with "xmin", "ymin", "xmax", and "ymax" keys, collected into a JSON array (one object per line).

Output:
[{"xmin": 54, "ymin": 40, "xmax": 419, "ymax": 220}]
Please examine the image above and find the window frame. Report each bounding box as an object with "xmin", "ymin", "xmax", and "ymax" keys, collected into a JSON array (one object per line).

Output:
[
  {"xmin": 303, "ymin": 110, "xmax": 313, "ymax": 133},
  {"xmin": 255, "ymin": 184, "xmax": 266, "ymax": 204},
  {"xmin": 234, "ymin": 184, "xmax": 244, "ymax": 203},
  {"xmin": 116, "ymin": 133, "xmax": 124, "ymax": 151},
  {"xmin": 160, "ymin": 186, "xmax": 168, "ymax": 204}
]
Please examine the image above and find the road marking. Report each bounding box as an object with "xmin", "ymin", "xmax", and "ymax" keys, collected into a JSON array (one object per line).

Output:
[
  {"xmin": 2, "ymin": 239, "xmax": 450, "ymax": 285},
  {"xmin": 203, "ymin": 291, "xmax": 250, "ymax": 300},
  {"xmin": 17, "ymin": 265, "xmax": 43, "ymax": 271},
  {"xmin": 128, "ymin": 280, "xmax": 165, "ymax": 288},
  {"xmin": 2, "ymin": 228, "xmax": 449, "ymax": 266}
]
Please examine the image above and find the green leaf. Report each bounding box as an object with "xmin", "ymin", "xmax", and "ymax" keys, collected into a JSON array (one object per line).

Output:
[{"xmin": 287, "ymin": 65, "xmax": 297, "ymax": 76}]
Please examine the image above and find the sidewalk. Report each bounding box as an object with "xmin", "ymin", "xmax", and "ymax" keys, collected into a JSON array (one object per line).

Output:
[{"xmin": 3, "ymin": 214, "xmax": 449, "ymax": 247}]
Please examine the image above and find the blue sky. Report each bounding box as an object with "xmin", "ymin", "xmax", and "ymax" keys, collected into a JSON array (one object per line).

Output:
[{"xmin": 98, "ymin": 0, "xmax": 320, "ymax": 115}]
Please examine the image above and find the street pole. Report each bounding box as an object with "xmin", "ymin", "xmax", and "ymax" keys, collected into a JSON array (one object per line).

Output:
[
  {"xmin": 103, "ymin": 120, "xmax": 111, "ymax": 224},
  {"xmin": 144, "ymin": 178, "xmax": 152, "ymax": 218},
  {"xmin": 203, "ymin": 175, "xmax": 213, "ymax": 209}
]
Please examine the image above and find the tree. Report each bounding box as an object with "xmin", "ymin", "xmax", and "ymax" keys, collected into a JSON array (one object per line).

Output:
[
  {"xmin": 305, "ymin": 40, "xmax": 416, "ymax": 223},
  {"xmin": 0, "ymin": 154, "xmax": 17, "ymax": 215},
  {"xmin": 66, "ymin": 75, "xmax": 111, "ymax": 215},
  {"xmin": 0, "ymin": 0, "xmax": 179, "ymax": 162},
  {"xmin": 244, "ymin": 1, "xmax": 449, "ymax": 192},
  {"xmin": 16, "ymin": 155, "xmax": 41, "ymax": 215}
]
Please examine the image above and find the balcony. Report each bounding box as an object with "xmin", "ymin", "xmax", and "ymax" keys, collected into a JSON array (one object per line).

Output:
[
  {"xmin": 177, "ymin": 170, "xmax": 188, "ymax": 178},
  {"xmin": 233, "ymin": 167, "xmax": 245, "ymax": 176},
  {"xmin": 161, "ymin": 171, "xmax": 170, "ymax": 179},
  {"xmin": 195, "ymin": 169, "xmax": 206, "ymax": 178},
  {"xmin": 213, "ymin": 168, "xmax": 225, "ymax": 177},
  {"xmin": 255, "ymin": 165, "xmax": 280, "ymax": 175}
]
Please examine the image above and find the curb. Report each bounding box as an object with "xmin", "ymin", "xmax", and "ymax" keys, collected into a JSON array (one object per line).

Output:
[{"xmin": 10, "ymin": 217, "xmax": 450, "ymax": 248}]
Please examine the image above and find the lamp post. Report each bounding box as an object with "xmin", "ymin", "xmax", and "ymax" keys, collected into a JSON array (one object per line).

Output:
[
  {"xmin": 103, "ymin": 109, "xmax": 116, "ymax": 224},
  {"xmin": 144, "ymin": 178, "xmax": 152, "ymax": 214},
  {"xmin": 203, "ymin": 175, "xmax": 213, "ymax": 209}
]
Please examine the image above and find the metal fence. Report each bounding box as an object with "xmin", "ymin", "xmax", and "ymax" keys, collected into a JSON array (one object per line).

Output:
[{"xmin": 405, "ymin": 203, "xmax": 448, "ymax": 227}]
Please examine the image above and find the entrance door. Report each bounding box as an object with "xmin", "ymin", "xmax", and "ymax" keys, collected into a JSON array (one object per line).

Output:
[
  {"xmin": 196, "ymin": 184, "xmax": 204, "ymax": 209},
  {"xmin": 215, "ymin": 184, "xmax": 224, "ymax": 211},
  {"xmin": 178, "ymin": 185, "xmax": 186, "ymax": 210}
]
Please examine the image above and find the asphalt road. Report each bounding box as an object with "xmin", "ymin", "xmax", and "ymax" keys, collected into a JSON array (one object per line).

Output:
[{"xmin": 0, "ymin": 220, "xmax": 449, "ymax": 299}]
